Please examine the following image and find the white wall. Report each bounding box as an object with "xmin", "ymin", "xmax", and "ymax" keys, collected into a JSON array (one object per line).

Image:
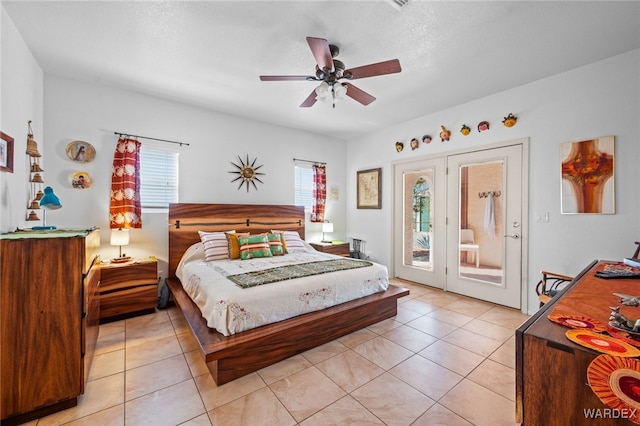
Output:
[
  {"xmin": 41, "ymin": 76, "xmax": 347, "ymax": 279},
  {"xmin": 0, "ymin": 6, "xmax": 44, "ymax": 232},
  {"xmin": 346, "ymin": 49, "xmax": 640, "ymax": 314}
]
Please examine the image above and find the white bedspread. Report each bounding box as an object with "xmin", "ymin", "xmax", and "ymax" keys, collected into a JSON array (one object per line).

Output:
[{"xmin": 176, "ymin": 242, "xmax": 389, "ymax": 336}]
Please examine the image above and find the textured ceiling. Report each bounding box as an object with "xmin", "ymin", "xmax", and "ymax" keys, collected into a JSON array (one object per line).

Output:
[{"xmin": 3, "ymin": 1, "xmax": 640, "ymax": 140}]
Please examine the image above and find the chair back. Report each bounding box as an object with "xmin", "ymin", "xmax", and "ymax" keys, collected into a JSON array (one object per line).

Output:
[{"xmin": 460, "ymin": 229, "xmax": 475, "ymax": 244}]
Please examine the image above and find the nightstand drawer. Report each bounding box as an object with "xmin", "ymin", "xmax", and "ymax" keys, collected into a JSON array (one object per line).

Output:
[
  {"xmin": 100, "ymin": 284, "xmax": 158, "ymax": 319},
  {"xmin": 309, "ymin": 242, "xmax": 350, "ymax": 257}
]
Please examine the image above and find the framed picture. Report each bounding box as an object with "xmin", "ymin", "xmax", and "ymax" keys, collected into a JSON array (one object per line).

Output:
[
  {"xmin": 357, "ymin": 167, "xmax": 382, "ymax": 209},
  {"xmin": 561, "ymin": 136, "xmax": 614, "ymax": 214},
  {"xmin": 0, "ymin": 131, "xmax": 14, "ymax": 173}
]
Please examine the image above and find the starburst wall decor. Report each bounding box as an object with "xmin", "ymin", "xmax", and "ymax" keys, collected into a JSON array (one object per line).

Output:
[{"xmin": 229, "ymin": 154, "xmax": 265, "ymax": 192}]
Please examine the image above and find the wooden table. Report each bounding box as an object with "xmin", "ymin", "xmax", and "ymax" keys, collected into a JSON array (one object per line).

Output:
[{"xmin": 516, "ymin": 260, "xmax": 640, "ymax": 425}]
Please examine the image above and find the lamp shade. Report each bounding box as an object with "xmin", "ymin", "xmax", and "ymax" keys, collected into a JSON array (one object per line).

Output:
[
  {"xmin": 334, "ymin": 83, "xmax": 347, "ymax": 100},
  {"xmin": 32, "ymin": 187, "xmax": 61, "ymax": 230},
  {"xmin": 110, "ymin": 228, "xmax": 130, "ymax": 247},
  {"xmin": 321, "ymin": 221, "xmax": 333, "ymax": 243},
  {"xmin": 39, "ymin": 187, "xmax": 62, "ymax": 210},
  {"xmin": 315, "ymin": 82, "xmax": 330, "ymax": 98}
]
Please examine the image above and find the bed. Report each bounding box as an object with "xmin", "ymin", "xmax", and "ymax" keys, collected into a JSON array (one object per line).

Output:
[{"xmin": 166, "ymin": 203, "xmax": 409, "ymax": 385}]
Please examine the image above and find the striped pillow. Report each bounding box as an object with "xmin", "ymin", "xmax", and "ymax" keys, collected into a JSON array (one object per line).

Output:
[
  {"xmin": 238, "ymin": 234, "xmax": 273, "ymax": 260},
  {"xmin": 272, "ymin": 230, "xmax": 305, "ymax": 251},
  {"xmin": 198, "ymin": 230, "xmax": 235, "ymax": 261}
]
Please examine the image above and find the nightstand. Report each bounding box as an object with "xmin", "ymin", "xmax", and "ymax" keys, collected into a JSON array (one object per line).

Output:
[
  {"xmin": 309, "ymin": 242, "xmax": 350, "ymax": 257},
  {"xmin": 99, "ymin": 257, "xmax": 158, "ymax": 322}
]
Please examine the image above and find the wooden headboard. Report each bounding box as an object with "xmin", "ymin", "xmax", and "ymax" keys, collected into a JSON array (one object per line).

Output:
[{"xmin": 168, "ymin": 203, "xmax": 306, "ymax": 278}]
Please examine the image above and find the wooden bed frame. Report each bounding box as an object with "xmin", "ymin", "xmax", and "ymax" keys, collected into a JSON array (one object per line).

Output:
[{"xmin": 166, "ymin": 203, "xmax": 409, "ymax": 385}]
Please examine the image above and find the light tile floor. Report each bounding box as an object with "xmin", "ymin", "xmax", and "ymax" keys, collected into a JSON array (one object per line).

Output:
[{"xmin": 24, "ymin": 279, "xmax": 530, "ymax": 426}]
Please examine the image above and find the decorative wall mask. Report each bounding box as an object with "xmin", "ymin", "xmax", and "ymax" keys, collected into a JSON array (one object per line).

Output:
[
  {"xmin": 478, "ymin": 121, "xmax": 490, "ymax": 132},
  {"xmin": 229, "ymin": 154, "xmax": 265, "ymax": 192},
  {"xmin": 410, "ymin": 138, "xmax": 419, "ymax": 150},
  {"xmin": 502, "ymin": 113, "xmax": 517, "ymax": 127},
  {"xmin": 460, "ymin": 125, "xmax": 471, "ymax": 136},
  {"xmin": 395, "ymin": 141, "xmax": 404, "ymax": 152},
  {"xmin": 439, "ymin": 126, "xmax": 451, "ymax": 142},
  {"xmin": 422, "ymin": 135, "xmax": 432, "ymax": 144}
]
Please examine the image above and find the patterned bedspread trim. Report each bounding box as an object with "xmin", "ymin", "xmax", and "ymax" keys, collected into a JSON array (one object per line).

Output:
[{"xmin": 227, "ymin": 258, "xmax": 373, "ymax": 288}]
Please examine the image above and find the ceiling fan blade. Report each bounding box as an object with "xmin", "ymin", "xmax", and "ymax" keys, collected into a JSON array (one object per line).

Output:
[
  {"xmin": 345, "ymin": 59, "xmax": 401, "ymax": 80},
  {"xmin": 306, "ymin": 36, "xmax": 334, "ymax": 73},
  {"xmin": 344, "ymin": 83, "xmax": 376, "ymax": 106},
  {"xmin": 300, "ymin": 90, "xmax": 318, "ymax": 108},
  {"xmin": 260, "ymin": 75, "xmax": 314, "ymax": 81}
]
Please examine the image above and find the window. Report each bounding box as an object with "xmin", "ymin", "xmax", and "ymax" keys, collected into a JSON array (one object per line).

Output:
[
  {"xmin": 294, "ymin": 164, "xmax": 313, "ymax": 209},
  {"xmin": 139, "ymin": 145, "xmax": 179, "ymax": 209}
]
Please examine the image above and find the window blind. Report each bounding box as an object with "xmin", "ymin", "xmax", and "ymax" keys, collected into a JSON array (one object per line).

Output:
[
  {"xmin": 140, "ymin": 146, "xmax": 179, "ymax": 208},
  {"xmin": 294, "ymin": 164, "xmax": 313, "ymax": 209}
]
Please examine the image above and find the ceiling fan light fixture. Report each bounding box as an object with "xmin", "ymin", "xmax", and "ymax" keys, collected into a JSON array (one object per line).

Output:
[
  {"xmin": 334, "ymin": 83, "xmax": 347, "ymax": 100},
  {"xmin": 315, "ymin": 81, "xmax": 330, "ymax": 98}
]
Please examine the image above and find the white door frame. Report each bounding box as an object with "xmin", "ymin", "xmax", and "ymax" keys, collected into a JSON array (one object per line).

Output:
[{"xmin": 391, "ymin": 138, "xmax": 529, "ymax": 313}]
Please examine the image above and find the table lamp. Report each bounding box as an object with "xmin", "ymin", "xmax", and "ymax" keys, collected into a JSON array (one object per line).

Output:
[
  {"xmin": 32, "ymin": 186, "xmax": 61, "ymax": 230},
  {"xmin": 322, "ymin": 221, "xmax": 333, "ymax": 243},
  {"xmin": 110, "ymin": 228, "xmax": 131, "ymax": 262}
]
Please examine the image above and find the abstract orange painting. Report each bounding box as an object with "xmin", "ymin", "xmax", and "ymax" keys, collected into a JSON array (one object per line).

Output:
[{"xmin": 561, "ymin": 136, "xmax": 614, "ymax": 214}]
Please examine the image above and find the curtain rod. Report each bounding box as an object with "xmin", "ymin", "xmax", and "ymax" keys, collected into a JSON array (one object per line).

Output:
[
  {"xmin": 293, "ymin": 158, "xmax": 326, "ymax": 165},
  {"xmin": 114, "ymin": 131, "xmax": 190, "ymax": 147}
]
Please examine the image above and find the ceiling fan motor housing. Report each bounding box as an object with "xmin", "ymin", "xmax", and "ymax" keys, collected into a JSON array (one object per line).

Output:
[{"xmin": 316, "ymin": 59, "xmax": 346, "ymax": 81}]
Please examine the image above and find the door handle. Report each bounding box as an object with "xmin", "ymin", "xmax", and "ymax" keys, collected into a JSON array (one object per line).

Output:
[{"xmin": 504, "ymin": 233, "xmax": 520, "ymax": 239}]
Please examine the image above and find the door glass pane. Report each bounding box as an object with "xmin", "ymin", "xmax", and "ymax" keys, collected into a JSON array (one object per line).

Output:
[
  {"xmin": 403, "ymin": 169, "xmax": 434, "ymax": 270},
  {"xmin": 459, "ymin": 161, "xmax": 504, "ymax": 285}
]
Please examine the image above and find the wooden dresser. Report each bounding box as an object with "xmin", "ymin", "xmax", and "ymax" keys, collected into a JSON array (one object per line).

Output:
[
  {"xmin": 0, "ymin": 229, "xmax": 100, "ymax": 425},
  {"xmin": 516, "ymin": 260, "xmax": 639, "ymax": 426}
]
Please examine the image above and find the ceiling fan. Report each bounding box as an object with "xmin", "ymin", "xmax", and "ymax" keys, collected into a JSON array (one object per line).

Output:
[{"xmin": 259, "ymin": 36, "xmax": 401, "ymax": 108}]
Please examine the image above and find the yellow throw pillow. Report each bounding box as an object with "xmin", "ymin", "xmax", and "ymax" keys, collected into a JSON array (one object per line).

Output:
[{"xmin": 226, "ymin": 232, "xmax": 249, "ymax": 259}]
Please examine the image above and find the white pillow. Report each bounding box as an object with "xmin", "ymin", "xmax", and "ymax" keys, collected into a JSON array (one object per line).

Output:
[{"xmin": 198, "ymin": 230, "xmax": 235, "ymax": 261}]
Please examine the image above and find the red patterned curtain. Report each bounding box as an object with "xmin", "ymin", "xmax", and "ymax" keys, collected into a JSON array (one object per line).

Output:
[
  {"xmin": 109, "ymin": 137, "xmax": 142, "ymax": 229},
  {"xmin": 310, "ymin": 164, "xmax": 326, "ymax": 223}
]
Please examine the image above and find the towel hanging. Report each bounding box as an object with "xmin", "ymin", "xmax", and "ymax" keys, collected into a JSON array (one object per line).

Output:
[{"xmin": 484, "ymin": 193, "xmax": 496, "ymax": 238}]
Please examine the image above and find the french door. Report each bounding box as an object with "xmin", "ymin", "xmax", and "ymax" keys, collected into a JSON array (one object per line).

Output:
[
  {"xmin": 393, "ymin": 157, "xmax": 446, "ymax": 288},
  {"xmin": 393, "ymin": 140, "xmax": 527, "ymax": 309}
]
